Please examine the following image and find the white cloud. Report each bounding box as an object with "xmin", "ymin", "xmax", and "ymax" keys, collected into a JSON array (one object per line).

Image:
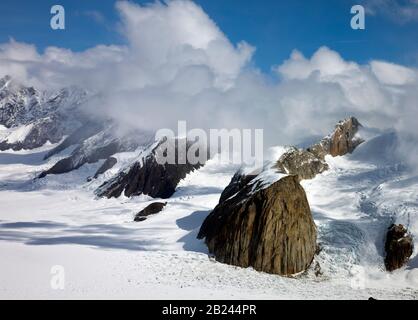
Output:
[
  {"xmin": 0, "ymin": 39, "xmax": 41, "ymax": 84},
  {"xmin": 364, "ymin": 0, "xmax": 418, "ymax": 23},
  {"xmin": 114, "ymin": 0, "xmax": 253, "ymax": 89},
  {"xmin": 0, "ymin": 0, "xmax": 418, "ymax": 170},
  {"xmin": 276, "ymin": 47, "xmax": 359, "ymax": 80},
  {"xmin": 371, "ymin": 60, "xmax": 417, "ymax": 85}
]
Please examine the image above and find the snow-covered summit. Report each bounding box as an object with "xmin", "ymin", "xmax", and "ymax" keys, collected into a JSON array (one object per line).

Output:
[{"xmin": 0, "ymin": 76, "xmax": 87, "ymax": 151}]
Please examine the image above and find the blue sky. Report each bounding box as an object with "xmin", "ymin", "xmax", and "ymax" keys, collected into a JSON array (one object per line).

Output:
[{"xmin": 0, "ymin": 0, "xmax": 418, "ymax": 72}]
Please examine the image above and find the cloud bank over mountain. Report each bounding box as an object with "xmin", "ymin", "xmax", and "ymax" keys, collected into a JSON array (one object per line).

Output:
[{"xmin": 0, "ymin": 0, "xmax": 417, "ymax": 169}]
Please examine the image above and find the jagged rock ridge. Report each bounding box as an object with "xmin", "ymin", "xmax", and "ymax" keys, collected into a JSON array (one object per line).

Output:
[
  {"xmin": 276, "ymin": 116, "xmax": 363, "ymax": 180},
  {"xmin": 39, "ymin": 124, "xmax": 152, "ymax": 178},
  {"xmin": 91, "ymin": 157, "xmax": 118, "ymax": 180},
  {"xmin": 96, "ymin": 137, "xmax": 205, "ymax": 199}
]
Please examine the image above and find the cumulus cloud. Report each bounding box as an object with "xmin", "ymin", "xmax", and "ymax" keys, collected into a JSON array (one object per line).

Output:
[
  {"xmin": 0, "ymin": 0, "xmax": 418, "ymax": 170},
  {"xmin": 276, "ymin": 47, "xmax": 359, "ymax": 80}
]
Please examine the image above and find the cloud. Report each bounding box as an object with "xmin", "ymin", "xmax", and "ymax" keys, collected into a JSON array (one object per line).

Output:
[
  {"xmin": 0, "ymin": 39, "xmax": 41, "ymax": 83},
  {"xmin": 364, "ymin": 0, "xmax": 418, "ymax": 23},
  {"xmin": 0, "ymin": 0, "xmax": 417, "ymax": 170},
  {"xmin": 274, "ymin": 46, "xmax": 418, "ymax": 170},
  {"xmin": 276, "ymin": 47, "xmax": 359, "ymax": 80},
  {"xmin": 371, "ymin": 60, "xmax": 417, "ymax": 85},
  {"xmin": 81, "ymin": 10, "xmax": 106, "ymax": 24},
  {"xmin": 114, "ymin": 0, "xmax": 254, "ymax": 90}
]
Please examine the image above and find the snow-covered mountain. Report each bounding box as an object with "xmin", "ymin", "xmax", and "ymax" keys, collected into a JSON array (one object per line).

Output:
[
  {"xmin": 0, "ymin": 76, "xmax": 153, "ymax": 180},
  {"xmin": 39, "ymin": 122, "xmax": 153, "ymax": 179},
  {"xmin": 0, "ymin": 82, "xmax": 416, "ymax": 299},
  {"xmin": 0, "ymin": 75, "xmax": 86, "ymax": 151}
]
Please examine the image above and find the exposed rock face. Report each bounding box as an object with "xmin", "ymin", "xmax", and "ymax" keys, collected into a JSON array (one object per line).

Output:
[
  {"xmin": 39, "ymin": 126, "xmax": 151, "ymax": 178},
  {"xmin": 93, "ymin": 157, "xmax": 118, "ymax": 179},
  {"xmin": 39, "ymin": 139, "xmax": 121, "ymax": 178},
  {"xmin": 384, "ymin": 224, "xmax": 413, "ymax": 271},
  {"xmin": 0, "ymin": 76, "xmax": 42, "ymax": 128},
  {"xmin": 0, "ymin": 116, "xmax": 64, "ymax": 151},
  {"xmin": 43, "ymin": 121, "xmax": 104, "ymax": 160},
  {"xmin": 134, "ymin": 202, "xmax": 167, "ymax": 222},
  {"xmin": 274, "ymin": 117, "xmax": 363, "ymax": 181},
  {"xmin": 306, "ymin": 140, "xmax": 329, "ymax": 160},
  {"xmin": 275, "ymin": 147, "xmax": 329, "ymax": 181},
  {"xmin": 329, "ymin": 117, "xmax": 363, "ymax": 157},
  {"xmin": 96, "ymin": 137, "xmax": 205, "ymax": 199},
  {"xmin": 198, "ymin": 175, "xmax": 317, "ymax": 276},
  {"xmin": 218, "ymin": 172, "xmax": 257, "ymax": 203}
]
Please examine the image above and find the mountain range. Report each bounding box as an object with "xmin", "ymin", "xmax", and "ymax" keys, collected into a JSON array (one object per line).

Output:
[{"xmin": 0, "ymin": 76, "xmax": 416, "ymax": 299}]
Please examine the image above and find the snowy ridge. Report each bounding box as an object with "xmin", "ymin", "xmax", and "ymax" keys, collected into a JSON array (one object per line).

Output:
[{"xmin": 0, "ymin": 127, "xmax": 417, "ymax": 299}]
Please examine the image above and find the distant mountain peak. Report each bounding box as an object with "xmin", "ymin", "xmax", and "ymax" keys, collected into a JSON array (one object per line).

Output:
[{"xmin": 0, "ymin": 77, "xmax": 88, "ymax": 151}]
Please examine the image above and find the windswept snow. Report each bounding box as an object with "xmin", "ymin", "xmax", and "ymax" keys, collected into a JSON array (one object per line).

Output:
[
  {"xmin": 301, "ymin": 131, "xmax": 418, "ymax": 292},
  {"xmin": 0, "ymin": 123, "xmax": 34, "ymax": 144},
  {"xmin": 0, "ymin": 132, "xmax": 417, "ymax": 299}
]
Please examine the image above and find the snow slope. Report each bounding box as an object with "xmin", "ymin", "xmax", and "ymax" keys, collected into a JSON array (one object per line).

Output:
[{"xmin": 0, "ymin": 132, "xmax": 417, "ymax": 299}]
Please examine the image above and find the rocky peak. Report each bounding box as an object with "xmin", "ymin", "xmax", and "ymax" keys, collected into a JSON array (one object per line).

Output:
[
  {"xmin": 0, "ymin": 76, "xmax": 88, "ymax": 151},
  {"xmin": 0, "ymin": 77, "xmax": 41, "ymax": 128},
  {"xmin": 329, "ymin": 117, "xmax": 363, "ymax": 156},
  {"xmin": 275, "ymin": 117, "xmax": 363, "ymax": 181},
  {"xmin": 1, "ymin": 76, "xmax": 86, "ymax": 127}
]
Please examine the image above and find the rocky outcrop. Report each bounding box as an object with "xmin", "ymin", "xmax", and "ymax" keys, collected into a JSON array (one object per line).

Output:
[
  {"xmin": 384, "ymin": 224, "xmax": 413, "ymax": 271},
  {"xmin": 218, "ymin": 172, "xmax": 257, "ymax": 203},
  {"xmin": 274, "ymin": 117, "xmax": 363, "ymax": 181},
  {"xmin": 275, "ymin": 147, "xmax": 329, "ymax": 181},
  {"xmin": 306, "ymin": 117, "xmax": 363, "ymax": 158},
  {"xmin": 96, "ymin": 137, "xmax": 205, "ymax": 199},
  {"xmin": 198, "ymin": 175, "xmax": 317, "ymax": 276},
  {"xmin": 39, "ymin": 139, "xmax": 121, "ymax": 178},
  {"xmin": 93, "ymin": 157, "xmax": 118, "ymax": 179},
  {"xmin": 329, "ymin": 117, "xmax": 363, "ymax": 156},
  {"xmin": 134, "ymin": 202, "xmax": 167, "ymax": 222},
  {"xmin": 197, "ymin": 117, "xmax": 364, "ymax": 276}
]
